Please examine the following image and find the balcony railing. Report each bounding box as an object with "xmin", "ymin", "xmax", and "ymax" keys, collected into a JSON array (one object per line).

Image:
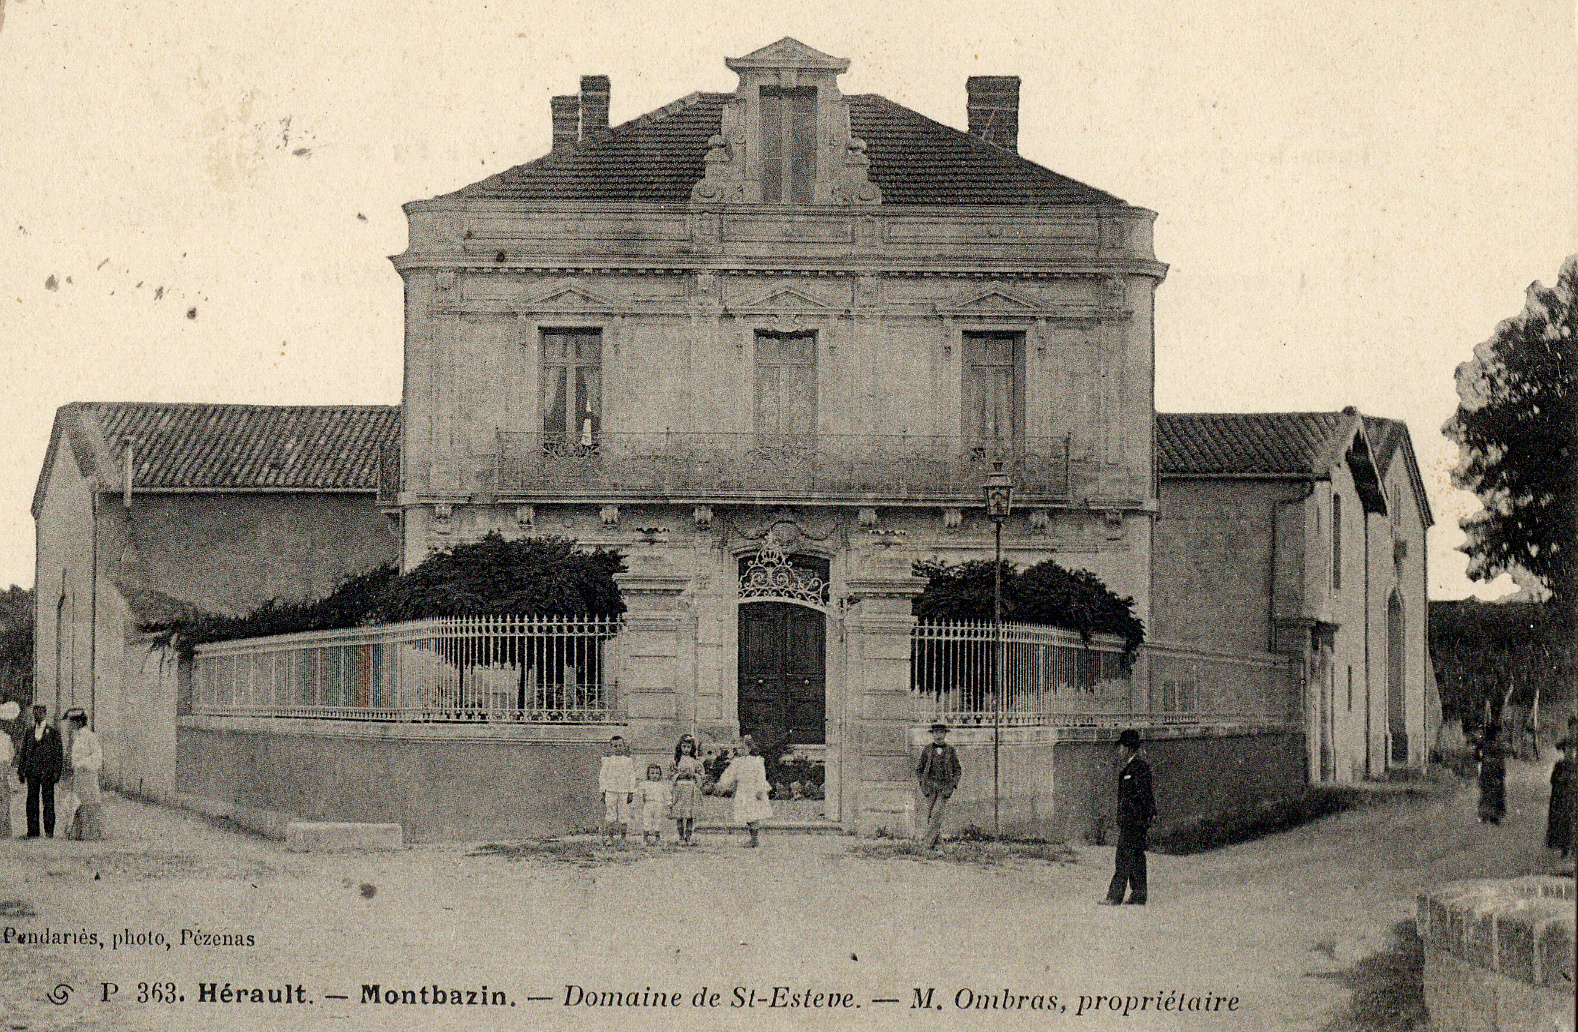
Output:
[{"xmin": 486, "ymin": 431, "xmax": 1085, "ymax": 501}]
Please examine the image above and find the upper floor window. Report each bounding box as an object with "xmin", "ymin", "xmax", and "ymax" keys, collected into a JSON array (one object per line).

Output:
[
  {"xmin": 754, "ymin": 331, "xmax": 817, "ymax": 440},
  {"xmin": 542, "ymin": 328, "xmax": 601, "ymax": 450},
  {"xmin": 963, "ymin": 331, "xmax": 1024, "ymax": 453},
  {"xmin": 759, "ymin": 88, "xmax": 817, "ymax": 203},
  {"xmin": 1331, "ymin": 492, "xmax": 1343, "ymax": 591}
]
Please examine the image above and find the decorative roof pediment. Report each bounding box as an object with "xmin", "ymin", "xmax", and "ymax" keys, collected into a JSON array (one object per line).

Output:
[
  {"xmin": 726, "ymin": 37, "xmax": 850, "ymax": 75},
  {"xmin": 730, "ymin": 284, "xmax": 841, "ymax": 315},
  {"xmin": 526, "ymin": 280, "xmax": 622, "ymax": 313},
  {"xmin": 936, "ymin": 285, "xmax": 1043, "ymax": 317},
  {"xmin": 691, "ymin": 39, "xmax": 880, "ymax": 208}
]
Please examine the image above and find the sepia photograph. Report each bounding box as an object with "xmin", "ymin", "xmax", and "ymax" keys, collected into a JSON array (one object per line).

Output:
[{"xmin": 0, "ymin": 1, "xmax": 1573, "ymax": 1028}]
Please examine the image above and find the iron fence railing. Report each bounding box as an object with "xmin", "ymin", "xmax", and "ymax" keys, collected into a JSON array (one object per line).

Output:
[
  {"xmin": 191, "ymin": 616, "xmax": 624, "ymax": 724},
  {"xmin": 1142, "ymin": 641, "xmax": 1300, "ymax": 727},
  {"xmin": 909, "ymin": 621, "xmax": 1298, "ymax": 728}
]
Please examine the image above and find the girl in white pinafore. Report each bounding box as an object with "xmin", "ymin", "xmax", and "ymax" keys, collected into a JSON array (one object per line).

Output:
[{"xmin": 717, "ymin": 735, "xmax": 772, "ymax": 847}]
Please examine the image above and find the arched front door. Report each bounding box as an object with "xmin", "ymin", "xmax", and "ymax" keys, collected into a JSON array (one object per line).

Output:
[{"xmin": 738, "ymin": 602, "xmax": 826, "ymax": 746}]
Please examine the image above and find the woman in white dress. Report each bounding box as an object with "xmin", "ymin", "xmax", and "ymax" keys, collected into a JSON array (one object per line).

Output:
[
  {"xmin": 717, "ymin": 735, "xmax": 772, "ymax": 847},
  {"xmin": 65, "ymin": 709, "xmax": 103, "ymax": 841}
]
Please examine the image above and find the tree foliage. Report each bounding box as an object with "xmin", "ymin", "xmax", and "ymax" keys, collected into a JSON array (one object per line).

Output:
[
  {"xmin": 147, "ymin": 535, "xmax": 625, "ymax": 650},
  {"xmin": 912, "ymin": 557, "xmax": 1145, "ymax": 659},
  {"xmin": 0, "ymin": 585, "xmax": 33, "ymax": 728},
  {"xmin": 1428, "ymin": 599, "xmax": 1575, "ymax": 727},
  {"xmin": 145, "ymin": 565, "xmax": 400, "ymax": 651},
  {"xmin": 370, "ymin": 534, "xmax": 625, "ymax": 622},
  {"xmin": 1442, "ymin": 255, "xmax": 1578, "ymax": 603}
]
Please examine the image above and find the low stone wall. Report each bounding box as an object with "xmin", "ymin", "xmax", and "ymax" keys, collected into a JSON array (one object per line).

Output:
[
  {"xmin": 913, "ymin": 725, "xmax": 1305, "ymax": 843},
  {"xmin": 176, "ymin": 716, "xmax": 615, "ymax": 842},
  {"xmin": 1417, "ymin": 876, "xmax": 1575, "ymax": 1032}
]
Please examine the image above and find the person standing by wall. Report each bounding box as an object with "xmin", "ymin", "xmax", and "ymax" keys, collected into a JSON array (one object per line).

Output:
[
  {"xmin": 0, "ymin": 701, "xmax": 18, "ymax": 838},
  {"xmin": 1475, "ymin": 724, "xmax": 1508, "ymax": 825},
  {"xmin": 1546, "ymin": 731, "xmax": 1576, "ymax": 860},
  {"xmin": 1100, "ymin": 728, "xmax": 1155, "ymax": 906},
  {"xmin": 17, "ymin": 705, "xmax": 63, "ymax": 839},
  {"xmin": 598, "ymin": 735, "xmax": 636, "ymax": 847},
  {"xmin": 915, "ymin": 722, "xmax": 962, "ymax": 850},
  {"xmin": 64, "ymin": 709, "xmax": 103, "ymax": 841}
]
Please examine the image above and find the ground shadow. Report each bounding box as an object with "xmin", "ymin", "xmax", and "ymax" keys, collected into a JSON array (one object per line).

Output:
[
  {"xmin": 1152, "ymin": 782, "xmax": 1443, "ymax": 855},
  {"xmin": 845, "ymin": 839, "xmax": 1079, "ymax": 866},
  {"xmin": 470, "ymin": 840, "xmax": 657, "ymax": 868},
  {"xmin": 1312, "ymin": 919, "xmax": 1428, "ymax": 1032}
]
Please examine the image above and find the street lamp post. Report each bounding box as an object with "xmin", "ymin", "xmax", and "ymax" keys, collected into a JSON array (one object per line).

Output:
[{"xmin": 983, "ymin": 462, "xmax": 1014, "ymax": 837}]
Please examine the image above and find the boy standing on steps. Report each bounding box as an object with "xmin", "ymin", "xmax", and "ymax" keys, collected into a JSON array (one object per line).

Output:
[{"xmin": 598, "ymin": 735, "xmax": 636, "ymax": 847}]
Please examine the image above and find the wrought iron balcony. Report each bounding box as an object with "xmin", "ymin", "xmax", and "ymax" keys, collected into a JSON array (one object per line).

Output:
[{"xmin": 484, "ymin": 431, "xmax": 1085, "ymax": 503}]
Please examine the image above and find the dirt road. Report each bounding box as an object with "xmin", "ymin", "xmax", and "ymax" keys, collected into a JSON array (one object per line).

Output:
[{"xmin": 0, "ymin": 760, "xmax": 1569, "ymax": 1032}]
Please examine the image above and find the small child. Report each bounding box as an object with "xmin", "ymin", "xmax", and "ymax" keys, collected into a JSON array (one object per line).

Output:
[
  {"xmin": 671, "ymin": 734, "xmax": 703, "ymax": 845},
  {"xmin": 638, "ymin": 763, "xmax": 672, "ymax": 846},
  {"xmin": 598, "ymin": 735, "xmax": 636, "ymax": 846}
]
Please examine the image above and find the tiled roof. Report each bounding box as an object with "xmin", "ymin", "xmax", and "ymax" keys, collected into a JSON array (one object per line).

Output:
[
  {"xmin": 70, "ymin": 403, "xmax": 399, "ymax": 491},
  {"xmin": 1361, "ymin": 415, "xmax": 1405, "ymax": 476},
  {"xmin": 1363, "ymin": 415, "xmax": 1435, "ymax": 527},
  {"xmin": 445, "ymin": 93, "xmax": 1123, "ymax": 207},
  {"xmin": 1156, "ymin": 412, "xmax": 1351, "ymax": 476}
]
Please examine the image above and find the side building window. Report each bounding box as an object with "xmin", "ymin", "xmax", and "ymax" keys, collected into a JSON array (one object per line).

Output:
[
  {"xmin": 542, "ymin": 328, "xmax": 602, "ymax": 450},
  {"xmin": 963, "ymin": 331, "xmax": 1024, "ymax": 454},
  {"xmin": 1331, "ymin": 492, "xmax": 1343, "ymax": 591}
]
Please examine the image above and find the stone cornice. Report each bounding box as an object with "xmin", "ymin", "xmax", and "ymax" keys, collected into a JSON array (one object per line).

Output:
[
  {"xmin": 393, "ymin": 200, "xmax": 1166, "ymax": 283},
  {"xmin": 391, "ymin": 256, "xmax": 1170, "ymax": 282}
]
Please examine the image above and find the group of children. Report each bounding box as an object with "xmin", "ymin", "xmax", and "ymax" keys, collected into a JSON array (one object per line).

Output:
[
  {"xmin": 597, "ymin": 733, "xmax": 706, "ymax": 846},
  {"xmin": 597, "ymin": 732, "xmax": 772, "ymax": 847}
]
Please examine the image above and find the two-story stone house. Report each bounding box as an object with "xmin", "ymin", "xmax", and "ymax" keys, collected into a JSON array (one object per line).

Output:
[{"xmin": 387, "ymin": 38, "xmax": 1167, "ymax": 832}]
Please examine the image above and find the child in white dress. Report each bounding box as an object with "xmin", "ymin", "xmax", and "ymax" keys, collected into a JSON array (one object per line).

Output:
[
  {"xmin": 717, "ymin": 735, "xmax": 772, "ymax": 847},
  {"xmin": 638, "ymin": 764, "xmax": 672, "ymax": 845}
]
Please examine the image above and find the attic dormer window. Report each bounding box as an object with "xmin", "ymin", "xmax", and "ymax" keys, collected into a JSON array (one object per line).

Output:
[
  {"xmin": 691, "ymin": 38, "xmax": 880, "ymax": 207},
  {"xmin": 760, "ymin": 87, "xmax": 816, "ymax": 203}
]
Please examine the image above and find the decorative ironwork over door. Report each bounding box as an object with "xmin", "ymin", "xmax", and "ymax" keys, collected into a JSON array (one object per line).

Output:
[{"xmin": 738, "ymin": 602, "xmax": 826, "ymax": 746}]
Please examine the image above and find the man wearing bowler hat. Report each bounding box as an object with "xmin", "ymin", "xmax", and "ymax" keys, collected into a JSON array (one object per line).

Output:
[
  {"xmin": 1100, "ymin": 728, "xmax": 1155, "ymax": 905},
  {"xmin": 17, "ymin": 704, "xmax": 64, "ymax": 839},
  {"xmin": 916, "ymin": 722, "xmax": 963, "ymax": 850}
]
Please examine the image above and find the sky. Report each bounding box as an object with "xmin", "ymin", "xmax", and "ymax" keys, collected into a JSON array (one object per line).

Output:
[{"xmin": 1, "ymin": 0, "xmax": 1574, "ymax": 599}]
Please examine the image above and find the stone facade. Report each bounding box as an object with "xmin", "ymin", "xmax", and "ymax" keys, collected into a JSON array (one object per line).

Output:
[
  {"xmin": 388, "ymin": 39, "xmax": 1166, "ymax": 835},
  {"xmin": 1153, "ymin": 410, "xmax": 1436, "ymax": 783}
]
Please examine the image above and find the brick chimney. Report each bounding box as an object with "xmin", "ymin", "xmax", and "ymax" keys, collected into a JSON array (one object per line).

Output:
[
  {"xmin": 966, "ymin": 76, "xmax": 1020, "ymax": 153},
  {"xmin": 550, "ymin": 94, "xmax": 580, "ymax": 152},
  {"xmin": 579, "ymin": 75, "xmax": 610, "ymax": 139}
]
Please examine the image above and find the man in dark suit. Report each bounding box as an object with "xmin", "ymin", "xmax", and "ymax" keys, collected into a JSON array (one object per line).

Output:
[
  {"xmin": 916, "ymin": 722, "xmax": 963, "ymax": 849},
  {"xmin": 17, "ymin": 704, "xmax": 64, "ymax": 839},
  {"xmin": 1100, "ymin": 728, "xmax": 1155, "ymax": 905}
]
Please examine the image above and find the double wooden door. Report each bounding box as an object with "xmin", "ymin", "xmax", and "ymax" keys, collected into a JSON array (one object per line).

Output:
[{"xmin": 737, "ymin": 602, "xmax": 825, "ymax": 745}]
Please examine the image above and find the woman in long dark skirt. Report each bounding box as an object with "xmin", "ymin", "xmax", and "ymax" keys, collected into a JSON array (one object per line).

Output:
[
  {"xmin": 1546, "ymin": 736, "xmax": 1576, "ymax": 857},
  {"xmin": 1476, "ymin": 725, "xmax": 1507, "ymax": 825}
]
